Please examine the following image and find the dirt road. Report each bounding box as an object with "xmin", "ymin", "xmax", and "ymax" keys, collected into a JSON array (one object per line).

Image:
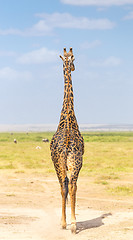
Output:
[{"xmin": 0, "ymin": 172, "xmax": 133, "ymax": 240}]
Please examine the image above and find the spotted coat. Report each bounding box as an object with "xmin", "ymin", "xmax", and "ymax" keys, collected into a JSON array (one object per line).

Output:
[
  {"xmin": 50, "ymin": 48, "xmax": 84, "ymax": 233},
  {"xmin": 50, "ymin": 49, "xmax": 84, "ymax": 186}
]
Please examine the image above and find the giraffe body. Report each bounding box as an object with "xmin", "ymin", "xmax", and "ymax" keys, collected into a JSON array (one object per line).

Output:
[{"xmin": 50, "ymin": 48, "xmax": 84, "ymax": 233}]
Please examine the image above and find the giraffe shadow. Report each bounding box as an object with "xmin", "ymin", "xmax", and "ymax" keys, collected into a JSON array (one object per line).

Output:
[{"xmin": 76, "ymin": 213, "xmax": 112, "ymax": 234}]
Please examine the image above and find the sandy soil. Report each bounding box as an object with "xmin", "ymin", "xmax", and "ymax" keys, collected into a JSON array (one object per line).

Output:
[{"xmin": 0, "ymin": 172, "xmax": 133, "ymax": 240}]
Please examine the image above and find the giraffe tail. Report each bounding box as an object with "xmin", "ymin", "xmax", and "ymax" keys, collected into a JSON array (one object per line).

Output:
[{"xmin": 63, "ymin": 176, "xmax": 69, "ymax": 200}]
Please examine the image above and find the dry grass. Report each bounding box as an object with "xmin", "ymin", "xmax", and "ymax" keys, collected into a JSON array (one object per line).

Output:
[{"xmin": 0, "ymin": 132, "xmax": 133, "ymax": 196}]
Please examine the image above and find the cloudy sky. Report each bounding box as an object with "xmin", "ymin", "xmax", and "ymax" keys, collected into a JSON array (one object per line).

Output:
[{"xmin": 0, "ymin": 0, "xmax": 133, "ymax": 125}]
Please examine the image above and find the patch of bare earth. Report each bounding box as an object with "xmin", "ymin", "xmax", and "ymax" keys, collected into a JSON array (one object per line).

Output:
[{"xmin": 0, "ymin": 171, "xmax": 133, "ymax": 240}]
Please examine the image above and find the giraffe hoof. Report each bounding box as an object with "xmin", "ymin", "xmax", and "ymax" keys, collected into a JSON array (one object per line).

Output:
[
  {"xmin": 62, "ymin": 222, "xmax": 66, "ymax": 229},
  {"xmin": 71, "ymin": 223, "xmax": 76, "ymax": 234},
  {"xmin": 62, "ymin": 225, "xmax": 66, "ymax": 229}
]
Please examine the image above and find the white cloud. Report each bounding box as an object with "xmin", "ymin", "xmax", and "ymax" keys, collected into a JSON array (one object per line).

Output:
[
  {"xmin": 61, "ymin": 0, "xmax": 133, "ymax": 6},
  {"xmin": 89, "ymin": 56, "xmax": 122, "ymax": 67},
  {"xmin": 36, "ymin": 12, "xmax": 115, "ymax": 30},
  {"xmin": 0, "ymin": 23, "xmax": 52, "ymax": 37},
  {"xmin": 0, "ymin": 67, "xmax": 32, "ymax": 81},
  {"xmin": 26, "ymin": 20, "xmax": 53, "ymax": 36},
  {"xmin": 0, "ymin": 50, "xmax": 16, "ymax": 57},
  {"xmin": 0, "ymin": 12, "xmax": 115, "ymax": 36},
  {"xmin": 0, "ymin": 20, "xmax": 52, "ymax": 37},
  {"xmin": 0, "ymin": 28, "xmax": 23, "ymax": 36},
  {"xmin": 18, "ymin": 47, "xmax": 59, "ymax": 64},
  {"xmin": 80, "ymin": 40, "xmax": 101, "ymax": 49},
  {"xmin": 123, "ymin": 11, "xmax": 133, "ymax": 19}
]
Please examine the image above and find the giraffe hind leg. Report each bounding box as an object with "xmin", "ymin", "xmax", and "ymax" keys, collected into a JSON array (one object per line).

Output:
[
  {"xmin": 61, "ymin": 175, "xmax": 69, "ymax": 229},
  {"xmin": 67, "ymin": 155, "xmax": 82, "ymax": 234},
  {"xmin": 53, "ymin": 154, "xmax": 69, "ymax": 230},
  {"xmin": 55, "ymin": 167, "xmax": 68, "ymax": 229},
  {"xmin": 61, "ymin": 184, "xmax": 66, "ymax": 229},
  {"xmin": 68, "ymin": 180, "xmax": 77, "ymax": 233}
]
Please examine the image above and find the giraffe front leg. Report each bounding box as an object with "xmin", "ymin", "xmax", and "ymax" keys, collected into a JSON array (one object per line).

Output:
[
  {"xmin": 69, "ymin": 182, "xmax": 77, "ymax": 234},
  {"xmin": 61, "ymin": 185, "xmax": 66, "ymax": 229}
]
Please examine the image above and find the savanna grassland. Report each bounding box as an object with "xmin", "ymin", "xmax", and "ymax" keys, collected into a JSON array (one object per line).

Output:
[
  {"xmin": 0, "ymin": 132, "xmax": 133, "ymax": 240},
  {"xmin": 0, "ymin": 131, "xmax": 133, "ymax": 196}
]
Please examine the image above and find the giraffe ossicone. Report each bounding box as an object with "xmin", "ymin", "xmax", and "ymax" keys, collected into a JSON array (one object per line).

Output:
[{"xmin": 50, "ymin": 47, "xmax": 84, "ymax": 234}]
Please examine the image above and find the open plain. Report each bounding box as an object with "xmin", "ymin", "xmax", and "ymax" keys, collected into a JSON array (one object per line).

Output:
[{"xmin": 0, "ymin": 132, "xmax": 133, "ymax": 239}]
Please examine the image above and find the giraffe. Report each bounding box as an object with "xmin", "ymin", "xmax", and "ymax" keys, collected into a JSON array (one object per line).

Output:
[{"xmin": 50, "ymin": 47, "xmax": 84, "ymax": 234}]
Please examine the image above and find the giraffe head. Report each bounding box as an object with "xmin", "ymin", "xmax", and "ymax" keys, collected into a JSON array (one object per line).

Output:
[{"xmin": 60, "ymin": 47, "xmax": 75, "ymax": 71}]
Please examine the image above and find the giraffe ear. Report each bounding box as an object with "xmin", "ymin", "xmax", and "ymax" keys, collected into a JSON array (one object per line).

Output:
[
  {"xmin": 68, "ymin": 47, "xmax": 74, "ymax": 58},
  {"xmin": 64, "ymin": 48, "xmax": 67, "ymax": 56},
  {"xmin": 71, "ymin": 55, "xmax": 75, "ymax": 61},
  {"xmin": 60, "ymin": 55, "xmax": 64, "ymax": 61},
  {"xmin": 70, "ymin": 47, "xmax": 73, "ymax": 53}
]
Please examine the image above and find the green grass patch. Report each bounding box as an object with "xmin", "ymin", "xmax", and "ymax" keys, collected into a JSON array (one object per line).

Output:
[
  {"xmin": 0, "ymin": 132, "xmax": 133, "ymax": 178},
  {"xmin": 0, "ymin": 132, "xmax": 54, "ymax": 142},
  {"xmin": 0, "ymin": 141, "xmax": 54, "ymax": 172},
  {"xmin": 82, "ymin": 132, "xmax": 133, "ymax": 142},
  {"xmin": 95, "ymin": 180, "xmax": 109, "ymax": 185},
  {"xmin": 108, "ymin": 185, "xmax": 133, "ymax": 196},
  {"xmin": 81, "ymin": 142, "xmax": 133, "ymax": 177}
]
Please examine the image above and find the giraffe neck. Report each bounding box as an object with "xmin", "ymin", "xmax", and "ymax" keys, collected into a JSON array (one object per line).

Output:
[
  {"xmin": 57, "ymin": 59, "xmax": 79, "ymax": 132},
  {"xmin": 62, "ymin": 60, "xmax": 74, "ymax": 113}
]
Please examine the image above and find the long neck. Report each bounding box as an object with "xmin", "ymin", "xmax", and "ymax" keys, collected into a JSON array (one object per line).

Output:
[
  {"xmin": 62, "ymin": 60, "xmax": 74, "ymax": 113},
  {"xmin": 57, "ymin": 59, "xmax": 79, "ymax": 131}
]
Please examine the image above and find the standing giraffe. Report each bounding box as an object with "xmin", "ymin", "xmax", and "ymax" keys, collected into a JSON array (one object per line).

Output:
[{"xmin": 50, "ymin": 47, "xmax": 84, "ymax": 233}]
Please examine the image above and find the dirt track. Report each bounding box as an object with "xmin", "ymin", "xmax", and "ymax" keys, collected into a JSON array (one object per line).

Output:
[{"xmin": 0, "ymin": 172, "xmax": 133, "ymax": 240}]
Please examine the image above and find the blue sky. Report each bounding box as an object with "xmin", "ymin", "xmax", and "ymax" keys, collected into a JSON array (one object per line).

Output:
[{"xmin": 0, "ymin": 0, "xmax": 133, "ymax": 125}]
